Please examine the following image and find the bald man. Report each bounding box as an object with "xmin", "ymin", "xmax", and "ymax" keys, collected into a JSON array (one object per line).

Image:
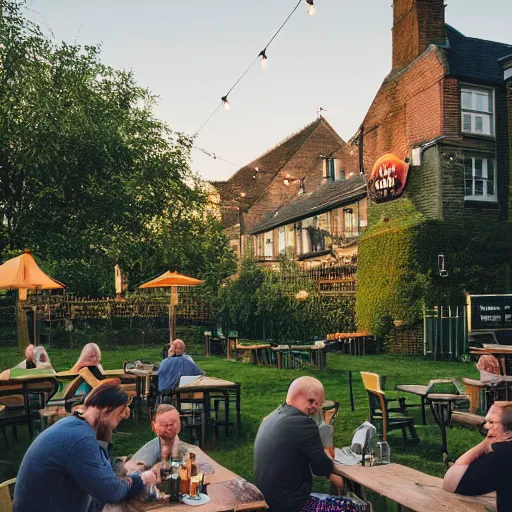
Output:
[{"xmin": 254, "ymin": 377, "xmax": 343, "ymax": 512}]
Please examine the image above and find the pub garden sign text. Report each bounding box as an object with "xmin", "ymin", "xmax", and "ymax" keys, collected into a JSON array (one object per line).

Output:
[{"xmin": 367, "ymin": 153, "xmax": 410, "ymax": 203}]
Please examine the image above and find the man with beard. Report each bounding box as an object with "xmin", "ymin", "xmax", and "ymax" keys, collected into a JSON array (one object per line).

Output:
[
  {"xmin": 124, "ymin": 404, "xmax": 187, "ymax": 471},
  {"xmin": 13, "ymin": 379, "xmax": 158, "ymax": 512}
]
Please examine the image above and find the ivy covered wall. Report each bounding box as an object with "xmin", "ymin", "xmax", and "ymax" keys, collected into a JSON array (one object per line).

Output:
[{"xmin": 356, "ymin": 146, "xmax": 512, "ymax": 336}]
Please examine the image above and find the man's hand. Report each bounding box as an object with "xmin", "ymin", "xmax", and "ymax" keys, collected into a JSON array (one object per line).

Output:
[
  {"xmin": 328, "ymin": 473, "xmax": 344, "ymax": 495},
  {"xmin": 140, "ymin": 469, "xmax": 158, "ymax": 486}
]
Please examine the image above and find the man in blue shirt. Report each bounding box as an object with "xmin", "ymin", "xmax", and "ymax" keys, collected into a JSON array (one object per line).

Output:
[
  {"xmin": 158, "ymin": 340, "xmax": 204, "ymax": 392},
  {"xmin": 14, "ymin": 380, "xmax": 158, "ymax": 512}
]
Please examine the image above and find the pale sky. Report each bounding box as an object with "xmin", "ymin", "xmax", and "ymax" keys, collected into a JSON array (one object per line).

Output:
[{"xmin": 24, "ymin": 0, "xmax": 512, "ymax": 182}]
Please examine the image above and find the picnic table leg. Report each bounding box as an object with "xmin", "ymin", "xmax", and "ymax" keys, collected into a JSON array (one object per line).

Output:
[
  {"xmin": 348, "ymin": 371, "xmax": 355, "ymax": 412},
  {"xmin": 224, "ymin": 390, "xmax": 230, "ymax": 437},
  {"xmin": 236, "ymin": 387, "xmax": 242, "ymax": 437},
  {"xmin": 421, "ymin": 396, "xmax": 427, "ymax": 425},
  {"xmin": 429, "ymin": 400, "xmax": 449, "ymax": 459}
]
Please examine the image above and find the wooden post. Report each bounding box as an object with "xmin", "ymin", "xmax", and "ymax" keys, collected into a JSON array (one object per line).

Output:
[{"xmin": 16, "ymin": 299, "xmax": 30, "ymax": 353}]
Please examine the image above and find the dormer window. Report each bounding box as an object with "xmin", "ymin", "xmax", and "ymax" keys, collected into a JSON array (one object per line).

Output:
[
  {"xmin": 324, "ymin": 158, "xmax": 344, "ymax": 182},
  {"xmin": 461, "ymin": 86, "xmax": 494, "ymax": 137}
]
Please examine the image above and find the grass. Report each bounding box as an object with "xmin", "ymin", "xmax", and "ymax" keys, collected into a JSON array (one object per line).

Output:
[{"xmin": 0, "ymin": 346, "xmax": 483, "ymax": 490}]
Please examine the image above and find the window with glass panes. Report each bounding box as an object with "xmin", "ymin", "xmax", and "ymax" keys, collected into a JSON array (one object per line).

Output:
[
  {"xmin": 326, "ymin": 159, "xmax": 335, "ymax": 182},
  {"xmin": 464, "ymin": 155, "xmax": 496, "ymax": 201},
  {"xmin": 461, "ymin": 87, "xmax": 494, "ymax": 136}
]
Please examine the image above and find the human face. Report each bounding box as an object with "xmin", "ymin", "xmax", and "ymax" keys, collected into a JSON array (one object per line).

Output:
[
  {"xmin": 484, "ymin": 405, "xmax": 507, "ymax": 441},
  {"xmin": 100, "ymin": 405, "xmax": 129, "ymax": 431},
  {"xmin": 153, "ymin": 410, "xmax": 181, "ymax": 441},
  {"xmin": 294, "ymin": 389, "xmax": 324, "ymax": 417}
]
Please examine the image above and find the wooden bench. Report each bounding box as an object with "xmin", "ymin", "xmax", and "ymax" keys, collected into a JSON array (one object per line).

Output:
[{"xmin": 451, "ymin": 411, "xmax": 486, "ymax": 433}]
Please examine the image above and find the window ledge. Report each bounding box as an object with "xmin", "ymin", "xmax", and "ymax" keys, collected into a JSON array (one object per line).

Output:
[
  {"xmin": 461, "ymin": 132, "xmax": 496, "ymax": 142},
  {"xmin": 464, "ymin": 200, "xmax": 500, "ymax": 210}
]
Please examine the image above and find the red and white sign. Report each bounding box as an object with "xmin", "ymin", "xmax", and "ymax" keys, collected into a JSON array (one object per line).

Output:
[{"xmin": 367, "ymin": 153, "xmax": 409, "ymax": 203}]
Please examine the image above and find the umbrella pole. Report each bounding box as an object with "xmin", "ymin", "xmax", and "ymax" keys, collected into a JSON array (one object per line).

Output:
[{"xmin": 169, "ymin": 286, "xmax": 176, "ymax": 343}]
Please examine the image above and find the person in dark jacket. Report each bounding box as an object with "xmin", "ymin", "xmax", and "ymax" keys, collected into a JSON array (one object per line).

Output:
[
  {"xmin": 254, "ymin": 376, "xmax": 343, "ymax": 512},
  {"xmin": 14, "ymin": 379, "xmax": 158, "ymax": 512},
  {"xmin": 443, "ymin": 401, "xmax": 512, "ymax": 512}
]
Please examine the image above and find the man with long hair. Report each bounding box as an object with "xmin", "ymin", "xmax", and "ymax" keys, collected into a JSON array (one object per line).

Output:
[{"xmin": 14, "ymin": 380, "xmax": 158, "ymax": 512}]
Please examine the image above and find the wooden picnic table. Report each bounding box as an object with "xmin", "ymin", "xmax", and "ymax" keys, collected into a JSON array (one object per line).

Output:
[
  {"xmin": 124, "ymin": 442, "xmax": 267, "ymax": 512},
  {"xmin": 175, "ymin": 376, "xmax": 241, "ymax": 447},
  {"xmin": 334, "ymin": 462, "xmax": 496, "ymax": 512}
]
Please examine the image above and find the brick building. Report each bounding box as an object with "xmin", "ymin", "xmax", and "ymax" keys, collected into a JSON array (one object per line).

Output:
[
  {"xmin": 212, "ymin": 117, "xmax": 359, "ymax": 259},
  {"xmin": 356, "ymin": 0, "xmax": 512, "ymax": 336}
]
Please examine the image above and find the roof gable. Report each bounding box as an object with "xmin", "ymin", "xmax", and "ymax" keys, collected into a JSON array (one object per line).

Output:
[{"xmin": 212, "ymin": 117, "xmax": 345, "ymax": 221}]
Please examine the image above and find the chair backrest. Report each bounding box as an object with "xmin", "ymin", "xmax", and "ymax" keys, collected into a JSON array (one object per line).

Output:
[
  {"xmin": 78, "ymin": 368, "xmax": 102, "ymax": 389},
  {"xmin": 361, "ymin": 372, "xmax": 383, "ymax": 392},
  {"xmin": 366, "ymin": 388, "xmax": 389, "ymax": 440},
  {"xmin": 0, "ymin": 478, "xmax": 15, "ymax": 512},
  {"xmin": 51, "ymin": 375, "xmax": 85, "ymax": 402}
]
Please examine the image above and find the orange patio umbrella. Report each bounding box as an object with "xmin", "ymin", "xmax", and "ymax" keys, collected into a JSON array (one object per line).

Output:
[
  {"xmin": 139, "ymin": 271, "xmax": 204, "ymax": 342},
  {"xmin": 0, "ymin": 249, "xmax": 65, "ymax": 300},
  {"xmin": 0, "ymin": 249, "xmax": 65, "ymax": 351}
]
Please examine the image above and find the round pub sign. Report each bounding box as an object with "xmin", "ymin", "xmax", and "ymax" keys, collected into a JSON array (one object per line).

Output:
[{"xmin": 367, "ymin": 153, "xmax": 409, "ymax": 203}]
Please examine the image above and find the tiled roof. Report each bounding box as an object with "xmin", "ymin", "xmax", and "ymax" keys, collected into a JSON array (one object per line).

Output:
[
  {"xmin": 444, "ymin": 25, "xmax": 512, "ymax": 85},
  {"xmin": 249, "ymin": 175, "xmax": 366, "ymax": 234},
  {"xmin": 212, "ymin": 118, "xmax": 337, "ymax": 228}
]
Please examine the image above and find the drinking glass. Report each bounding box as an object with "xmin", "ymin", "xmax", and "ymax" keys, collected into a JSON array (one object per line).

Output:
[{"xmin": 375, "ymin": 440, "xmax": 390, "ymax": 465}]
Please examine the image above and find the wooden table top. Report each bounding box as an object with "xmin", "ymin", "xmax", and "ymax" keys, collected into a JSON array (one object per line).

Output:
[
  {"xmin": 396, "ymin": 384, "xmax": 429, "ymax": 396},
  {"xmin": 1, "ymin": 368, "xmax": 56, "ymax": 382},
  {"xmin": 125, "ymin": 443, "xmax": 267, "ymax": 512},
  {"xmin": 175, "ymin": 376, "xmax": 239, "ymax": 392},
  {"xmin": 333, "ymin": 463, "xmax": 496, "ymax": 512},
  {"xmin": 470, "ymin": 346, "xmax": 512, "ymax": 355}
]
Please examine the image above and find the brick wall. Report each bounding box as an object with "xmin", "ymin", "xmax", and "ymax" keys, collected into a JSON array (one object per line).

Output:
[
  {"xmin": 392, "ymin": 0, "xmax": 445, "ymax": 71},
  {"xmin": 363, "ymin": 48, "xmax": 446, "ymax": 168},
  {"xmin": 244, "ymin": 121, "xmax": 358, "ymax": 233}
]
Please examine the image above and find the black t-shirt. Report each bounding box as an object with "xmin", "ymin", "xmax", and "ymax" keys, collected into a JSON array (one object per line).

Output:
[
  {"xmin": 254, "ymin": 404, "xmax": 333, "ymax": 512},
  {"xmin": 26, "ymin": 361, "xmax": 36, "ymax": 369},
  {"xmin": 456, "ymin": 441, "xmax": 512, "ymax": 511}
]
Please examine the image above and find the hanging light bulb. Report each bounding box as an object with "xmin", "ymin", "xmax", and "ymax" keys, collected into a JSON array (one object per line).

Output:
[
  {"xmin": 259, "ymin": 50, "xmax": 268, "ymax": 69},
  {"xmin": 221, "ymin": 95, "xmax": 231, "ymax": 111},
  {"xmin": 306, "ymin": 0, "xmax": 316, "ymax": 16}
]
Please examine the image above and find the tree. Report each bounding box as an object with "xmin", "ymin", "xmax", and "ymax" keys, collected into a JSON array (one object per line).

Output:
[{"xmin": 0, "ymin": 0, "xmax": 235, "ymax": 294}]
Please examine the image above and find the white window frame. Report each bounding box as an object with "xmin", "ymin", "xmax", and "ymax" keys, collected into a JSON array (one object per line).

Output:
[
  {"xmin": 464, "ymin": 154, "xmax": 497, "ymax": 202},
  {"xmin": 278, "ymin": 226, "xmax": 286, "ymax": 254},
  {"xmin": 460, "ymin": 85, "xmax": 494, "ymax": 137},
  {"xmin": 264, "ymin": 231, "xmax": 274, "ymax": 258}
]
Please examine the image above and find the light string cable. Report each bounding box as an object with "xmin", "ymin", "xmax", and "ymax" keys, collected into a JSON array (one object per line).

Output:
[
  {"xmin": 194, "ymin": 145, "xmax": 241, "ymax": 168},
  {"xmin": 193, "ymin": 0, "xmax": 303, "ymax": 137}
]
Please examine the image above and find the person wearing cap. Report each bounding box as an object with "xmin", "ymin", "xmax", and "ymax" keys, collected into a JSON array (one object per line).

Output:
[
  {"xmin": 157, "ymin": 340, "xmax": 204, "ymax": 393},
  {"xmin": 254, "ymin": 376, "xmax": 344, "ymax": 512},
  {"xmin": 443, "ymin": 401, "xmax": 512, "ymax": 511},
  {"xmin": 13, "ymin": 379, "xmax": 158, "ymax": 512}
]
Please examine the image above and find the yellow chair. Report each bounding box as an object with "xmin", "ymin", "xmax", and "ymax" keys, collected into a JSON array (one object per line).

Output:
[
  {"xmin": 0, "ymin": 478, "xmax": 15, "ymax": 512},
  {"xmin": 361, "ymin": 372, "xmax": 419, "ymax": 441}
]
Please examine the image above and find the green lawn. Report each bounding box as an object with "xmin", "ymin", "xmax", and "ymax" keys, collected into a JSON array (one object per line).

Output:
[{"xmin": 0, "ymin": 347, "xmax": 483, "ymax": 489}]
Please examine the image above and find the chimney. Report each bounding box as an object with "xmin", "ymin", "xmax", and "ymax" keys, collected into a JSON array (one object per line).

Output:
[{"xmin": 392, "ymin": 0, "xmax": 446, "ymax": 71}]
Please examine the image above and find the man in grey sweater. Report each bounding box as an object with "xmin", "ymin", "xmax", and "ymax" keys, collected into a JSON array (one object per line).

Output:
[{"xmin": 254, "ymin": 376, "xmax": 343, "ymax": 512}]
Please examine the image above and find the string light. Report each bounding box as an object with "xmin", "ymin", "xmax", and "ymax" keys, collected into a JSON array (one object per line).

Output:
[
  {"xmin": 194, "ymin": 0, "xmax": 315, "ymax": 135},
  {"xmin": 259, "ymin": 50, "xmax": 268, "ymax": 69},
  {"xmin": 221, "ymin": 96, "xmax": 231, "ymax": 111}
]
